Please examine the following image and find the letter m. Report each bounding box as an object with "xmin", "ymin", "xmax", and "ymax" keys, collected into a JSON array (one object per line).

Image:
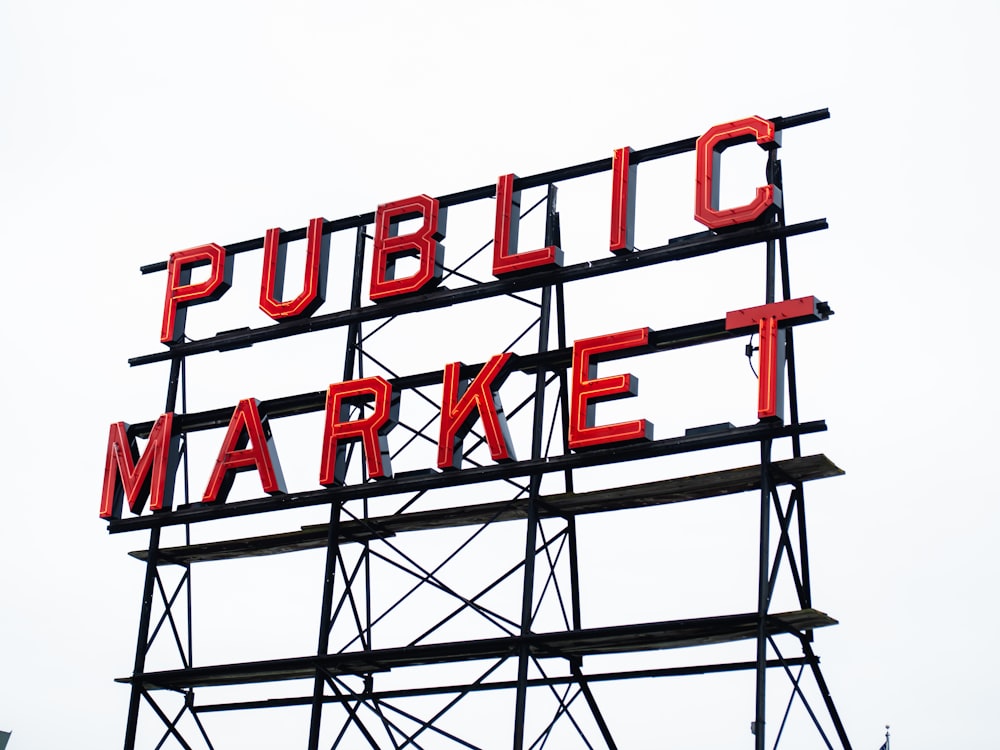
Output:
[{"xmin": 100, "ymin": 413, "xmax": 179, "ymax": 519}]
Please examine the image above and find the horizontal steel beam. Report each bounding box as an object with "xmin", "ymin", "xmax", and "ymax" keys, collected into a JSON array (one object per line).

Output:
[
  {"xmin": 132, "ymin": 454, "xmax": 842, "ymax": 564},
  {"xmin": 194, "ymin": 656, "xmax": 813, "ymax": 713},
  {"xmin": 120, "ymin": 609, "xmax": 834, "ymax": 691}
]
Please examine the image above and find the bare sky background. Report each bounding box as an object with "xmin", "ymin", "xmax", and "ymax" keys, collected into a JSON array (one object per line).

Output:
[{"xmin": 1, "ymin": 1, "xmax": 998, "ymax": 748}]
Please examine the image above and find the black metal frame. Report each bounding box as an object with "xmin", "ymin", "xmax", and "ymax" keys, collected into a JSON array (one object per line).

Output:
[{"xmin": 113, "ymin": 108, "xmax": 852, "ymax": 749}]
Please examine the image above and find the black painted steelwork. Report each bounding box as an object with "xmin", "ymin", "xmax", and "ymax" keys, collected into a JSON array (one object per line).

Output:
[{"xmin": 112, "ymin": 109, "xmax": 853, "ymax": 749}]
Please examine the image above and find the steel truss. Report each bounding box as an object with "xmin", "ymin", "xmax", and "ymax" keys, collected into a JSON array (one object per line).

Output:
[{"xmin": 112, "ymin": 109, "xmax": 852, "ymax": 749}]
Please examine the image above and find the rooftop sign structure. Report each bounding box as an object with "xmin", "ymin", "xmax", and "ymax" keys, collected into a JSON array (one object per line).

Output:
[{"xmin": 104, "ymin": 108, "xmax": 853, "ymax": 750}]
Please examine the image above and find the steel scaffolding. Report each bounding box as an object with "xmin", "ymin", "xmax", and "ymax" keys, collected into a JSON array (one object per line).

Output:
[{"xmin": 109, "ymin": 108, "xmax": 851, "ymax": 750}]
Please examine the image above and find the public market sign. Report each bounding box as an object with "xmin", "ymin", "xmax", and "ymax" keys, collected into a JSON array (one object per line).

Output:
[{"xmin": 101, "ymin": 115, "xmax": 827, "ymax": 523}]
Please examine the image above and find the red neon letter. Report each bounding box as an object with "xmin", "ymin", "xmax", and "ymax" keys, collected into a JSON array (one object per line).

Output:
[
  {"xmin": 569, "ymin": 328, "xmax": 653, "ymax": 450},
  {"xmin": 609, "ymin": 147, "xmax": 637, "ymax": 254},
  {"xmin": 725, "ymin": 296, "xmax": 820, "ymax": 420},
  {"xmin": 100, "ymin": 413, "xmax": 178, "ymax": 519},
  {"xmin": 259, "ymin": 217, "xmax": 330, "ymax": 320},
  {"xmin": 320, "ymin": 376, "xmax": 398, "ymax": 486},
  {"xmin": 694, "ymin": 116, "xmax": 781, "ymax": 230},
  {"xmin": 370, "ymin": 195, "xmax": 446, "ymax": 301},
  {"xmin": 203, "ymin": 398, "xmax": 286, "ymax": 503},
  {"xmin": 160, "ymin": 243, "xmax": 232, "ymax": 343},
  {"xmin": 438, "ymin": 353, "xmax": 516, "ymax": 469},
  {"xmin": 492, "ymin": 174, "xmax": 562, "ymax": 276}
]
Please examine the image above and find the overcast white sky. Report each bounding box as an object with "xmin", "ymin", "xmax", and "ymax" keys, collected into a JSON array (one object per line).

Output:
[{"xmin": 1, "ymin": 1, "xmax": 998, "ymax": 748}]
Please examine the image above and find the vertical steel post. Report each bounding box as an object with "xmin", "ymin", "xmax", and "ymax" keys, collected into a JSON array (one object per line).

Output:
[
  {"xmin": 308, "ymin": 505, "xmax": 342, "ymax": 750},
  {"xmin": 753, "ymin": 172, "xmax": 780, "ymax": 744},
  {"xmin": 123, "ymin": 526, "xmax": 160, "ymax": 750},
  {"xmin": 512, "ymin": 185, "xmax": 558, "ymax": 750},
  {"xmin": 308, "ymin": 225, "xmax": 368, "ymax": 749},
  {"xmin": 343, "ymin": 226, "xmax": 368, "ymax": 382},
  {"xmin": 753, "ymin": 438, "xmax": 772, "ymax": 750},
  {"xmin": 181, "ymin": 357, "xmax": 194, "ymax": 681},
  {"xmin": 774, "ymin": 166, "xmax": 814, "ymax": 614},
  {"xmin": 553, "ymin": 283, "xmax": 579, "ymax": 627},
  {"xmin": 124, "ymin": 354, "xmax": 183, "ymax": 750}
]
